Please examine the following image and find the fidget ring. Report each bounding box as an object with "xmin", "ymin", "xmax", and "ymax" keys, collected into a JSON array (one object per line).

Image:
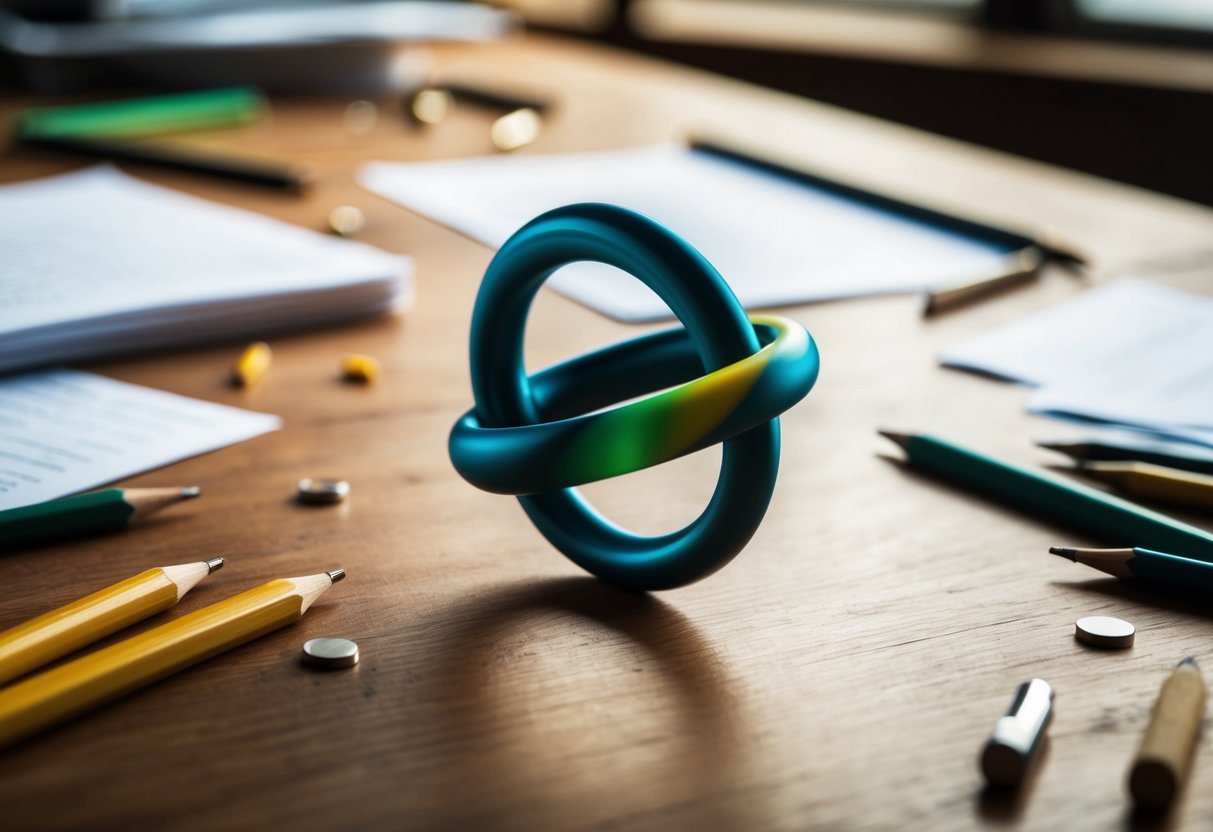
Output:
[{"xmin": 449, "ymin": 203, "xmax": 820, "ymax": 590}]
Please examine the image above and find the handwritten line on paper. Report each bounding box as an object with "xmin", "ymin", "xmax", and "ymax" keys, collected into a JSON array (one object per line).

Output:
[{"xmin": 0, "ymin": 369, "xmax": 280, "ymax": 510}]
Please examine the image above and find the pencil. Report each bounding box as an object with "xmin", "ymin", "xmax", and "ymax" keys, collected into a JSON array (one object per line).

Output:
[
  {"xmin": 1037, "ymin": 436, "xmax": 1213, "ymax": 476},
  {"xmin": 0, "ymin": 487, "xmax": 201, "ymax": 549},
  {"xmin": 20, "ymin": 134, "xmax": 311, "ymax": 192},
  {"xmin": 1076, "ymin": 461, "xmax": 1213, "ymax": 511},
  {"xmin": 0, "ymin": 558, "xmax": 224, "ymax": 686},
  {"xmin": 1049, "ymin": 546, "xmax": 1213, "ymax": 593},
  {"xmin": 1129, "ymin": 657, "xmax": 1206, "ymax": 811},
  {"xmin": 0, "ymin": 569, "xmax": 344, "ymax": 748},
  {"xmin": 879, "ymin": 430, "xmax": 1213, "ymax": 562}
]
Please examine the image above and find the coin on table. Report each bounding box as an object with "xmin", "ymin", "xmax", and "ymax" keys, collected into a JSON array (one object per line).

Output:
[
  {"xmin": 297, "ymin": 478, "xmax": 350, "ymax": 505},
  {"xmin": 303, "ymin": 637, "xmax": 360, "ymax": 669},
  {"xmin": 1075, "ymin": 615, "xmax": 1135, "ymax": 649}
]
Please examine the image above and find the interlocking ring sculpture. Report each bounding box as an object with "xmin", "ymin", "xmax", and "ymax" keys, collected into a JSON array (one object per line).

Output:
[{"xmin": 449, "ymin": 204, "xmax": 821, "ymax": 590}]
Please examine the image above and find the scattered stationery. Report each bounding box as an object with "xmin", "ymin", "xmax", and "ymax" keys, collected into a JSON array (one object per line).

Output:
[
  {"xmin": 1129, "ymin": 658, "xmax": 1206, "ymax": 811},
  {"xmin": 1075, "ymin": 461, "xmax": 1213, "ymax": 512},
  {"xmin": 878, "ymin": 430, "xmax": 1213, "ymax": 561},
  {"xmin": 0, "ymin": 486, "xmax": 200, "ymax": 548},
  {"xmin": 0, "ymin": 370, "xmax": 280, "ymax": 511},
  {"xmin": 359, "ymin": 143, "xmax": 1018, "ymax": 322},
  {"xmin": 1050, "ymin": 546, "xmax": 1213, "ymax": 594},
  {"xmin": 0, "ymin": 569, "xmax": 344, "ymax": 749},
  {"xmin": 0, "ymin": 166, "xmax": 412, "ymax": 374},
  {"xmin": 941, "ymin": 280, "xmax": 1213, "ymax": 447},
  {"xmin": 1038, "ymin": 432, "xmax": 1213, "ymax": 476},
  {"xmin": 0, "ymin": 558, "xmax": 224, "ymax": 686}
]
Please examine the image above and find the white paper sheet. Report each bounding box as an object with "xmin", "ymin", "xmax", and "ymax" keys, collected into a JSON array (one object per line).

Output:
[
  {"xmin": 0, "ymin": 165, "xmax": 411, "ymax": 373},
  {"xmin": 940, "ymin": 279, "xmax": 1213, "ymax": 444},
  {"xmin": 358, "ymin": 144, "xmax": 1013, "ymax": 322},
  {"xmin": 0, "ymin": 370, "xmax": 280, "ymax": 510}
]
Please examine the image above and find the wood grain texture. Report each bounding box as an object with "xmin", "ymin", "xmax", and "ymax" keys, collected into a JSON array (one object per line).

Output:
[{"xmin": 1, "ymin": 33, "xmax": 1213, "ymax": 832}]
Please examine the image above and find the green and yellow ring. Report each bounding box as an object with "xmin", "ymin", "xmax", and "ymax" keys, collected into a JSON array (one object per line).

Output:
[{"xmin": 449, "ymin": 203, "xmax": 820, "ymax": 590}]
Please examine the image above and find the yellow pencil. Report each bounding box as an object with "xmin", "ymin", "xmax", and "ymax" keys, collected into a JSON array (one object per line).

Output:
[
  {"xmin": 0, "ymin": 558, "xmax": 224, "ymax": 687},
  {"xmin": 231, "ymin": 341, "xmax": 272, "ymax": 387},
  {"xmin": 0, "ymin": 568, "xmax": 344, "ymax": 748},
  {"xmin": 1080, "ymin": 461, "xmax": 1213, "ymax": 512}
]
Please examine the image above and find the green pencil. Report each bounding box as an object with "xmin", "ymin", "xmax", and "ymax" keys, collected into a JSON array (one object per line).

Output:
[
  {"xmin": 1050, "ymin": 546, "xmax": 1213, "ymax": 593},
  {"xmin": 879, "ymin": 430, "xmax": 1213, "ymax": 562},
  {"xmin": 14, "ymin": 88, "xmax": 265, "ymax": 141},
  {"xmin": 0, "ymin": 487, "xmax": 200, "ymax": 548}
]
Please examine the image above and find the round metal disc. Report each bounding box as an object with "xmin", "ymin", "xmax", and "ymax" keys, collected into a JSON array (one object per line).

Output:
[
  {"xmin": 1075, "ymin": 616, "xmax": 1135, "ymax": 649},
  {"xmin": 297, "ymin": 478, "xmax": 349, "ymax": 505},
  {"xmin": 303, "ymin": 637, "xmax": 360, "ymax": 668}
]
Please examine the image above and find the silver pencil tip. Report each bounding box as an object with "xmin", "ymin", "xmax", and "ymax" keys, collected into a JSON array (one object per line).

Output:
[
  {"xmin": 327, "ymin": 568, "xmax": 346, "ymax": 583},
  {"xmin": 1180, "ymin": 656, "xmax": 1200, "ymax": 670},
  {"xmin": 1048, "ymin": 547, "xmax": 1077, "ymax": 560},
  {"xmin": 205, "ymin": 557, "xmax": 225, "ymax": 573},
  {"xmin": 181, "ymin": 486, "xmax": 202, "ymax": 499}
]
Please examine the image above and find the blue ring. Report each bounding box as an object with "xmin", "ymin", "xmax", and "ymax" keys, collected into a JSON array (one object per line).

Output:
[{"xmin": 451, "ymin": 203, "xmax": 819, "ymax": 590}]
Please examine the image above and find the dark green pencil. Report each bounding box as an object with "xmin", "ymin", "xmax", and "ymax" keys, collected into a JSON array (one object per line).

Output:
[
  {"xmin": 1050, "ymin": 546, "xmax": 1213, "ymax": 593},
  {"xmin": 0, "ymin": 487, "xmax": 200, "ymax": 548},
  {"xmin": 880, "ymin": 430, "xmax": 1213, "ymax": 562}
]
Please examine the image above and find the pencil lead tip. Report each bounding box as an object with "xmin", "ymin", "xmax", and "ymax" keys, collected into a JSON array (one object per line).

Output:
[
  {"xmin": 181, "ymin": 486, "xmax": 202, "ymax": 499},
  {"xmin": 1180, "ymin": 656, "xmax": 1200, "ymax": 670},
  {"xmin": 327, "ymin": 568, "xmax": 346, "ymax": 583},
  {"xmin": 205, "ymin": 557, "xmax": 224, "ymax": 573},
  {"xmin": 1048, "ymin": 547, "xmax": 1078, "ymax": 561},
  {"xmin": 877, "ymin": 428, "xmax": 910, "ymax": 450}
]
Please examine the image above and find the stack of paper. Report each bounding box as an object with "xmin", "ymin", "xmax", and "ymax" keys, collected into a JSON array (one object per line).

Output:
[
  {"xmin": 0, "ymin": 166, "xmax": 411, "ymax": 374},
  {"xmin": 940, "ymin": 279, "xmax": 1213, "ymax": 446},
  {"xmin": 358, "ymin": 144, "xmax": 1012, "ymax": 322}
]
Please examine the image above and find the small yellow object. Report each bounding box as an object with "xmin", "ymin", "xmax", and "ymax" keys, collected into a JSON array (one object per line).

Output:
[
  {"xmin": 328, "ymin": 205, "xmax": 366, "ymax": 237},
  {"xmin": 232, "ymin": 341, "xmax": 272, "ymax": 387},
  {"xmin": 409, "ymin": 88, "xmax": 452, "ymax": 125},
  {"xmin": 341, "ymin": 353, "xmax": 380, "ymax": 384},
  {"xmin": 490, "ymin": 108, "xmax": 541, "ymax": 152}
]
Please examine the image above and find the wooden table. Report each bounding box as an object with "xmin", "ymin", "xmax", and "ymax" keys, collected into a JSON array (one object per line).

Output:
[{"xmin": 3, "ymin": 33, "xmax": 1213, "ymax": 832}]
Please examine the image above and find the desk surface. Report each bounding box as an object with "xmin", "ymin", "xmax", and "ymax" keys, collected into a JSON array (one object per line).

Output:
[{"xmin": 2, "ymin": 33, "xmax": 1213, "ymax": 832}]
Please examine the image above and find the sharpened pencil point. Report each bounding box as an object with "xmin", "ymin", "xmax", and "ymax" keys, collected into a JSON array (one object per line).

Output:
[
  {"xmin": 1180, "ymin": 656, "xmax": 1200, "ymax": 670},
  {"xmin": 181, "ymin": 486, "xmax": 202, "ymax": 499},
  {"xmin": 1049, "ymin": 547, "xmax": 1078, "ymax": 561},
  {"xmin": 877, "ymin": 428, "xmax": 911, "ymax": 450},
  {"xmin": 327, "ymin": 568, "xmax": 346, "ymax": 583},
  {"xmin": 205, "ymin": 557, "xmax": 224, "ymax": 573}
]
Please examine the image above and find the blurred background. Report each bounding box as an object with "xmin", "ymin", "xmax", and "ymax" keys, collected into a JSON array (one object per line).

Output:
[{"xmin": 2, "ymin": 0, "xmax": 1209, "ymax": 205}]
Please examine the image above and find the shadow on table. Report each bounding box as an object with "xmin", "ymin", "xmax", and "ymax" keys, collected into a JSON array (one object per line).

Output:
[
  {"xmin": 410, "ymin": 576, "xmax": 755, "ymax": 829},
  {"xmin": 976, "ymin": 737, "xmax": 1050, "ymax": 824}
]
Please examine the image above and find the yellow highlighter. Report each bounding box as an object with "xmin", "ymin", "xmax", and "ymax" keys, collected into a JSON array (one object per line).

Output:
[
  {"xmin": 0, "ymin": 569, "xmax": 344, "ymax": 748},
  {"xmin": 0, "ymin": 559, "xmax": 223, "ymax": 687}
]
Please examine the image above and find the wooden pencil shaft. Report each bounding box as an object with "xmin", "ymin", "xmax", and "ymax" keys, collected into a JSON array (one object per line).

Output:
[
  {"xmin": 0, "ymin": 576, "xmax": 326, "ymax": 749},
  {"xmin": 923, "ymin": 249, "xmax": 1042, "ymax": 316},
  {"xmin": 0, "ymin": 569, "xmax": 174, "ymax": 687},
  {"xmin": 897, "ymin": 434, "xmax": 1213, "ymax": 562},
  {"xmin": 1084, "ymin": 462, "xmax": 1213, "ymax": 510},
  {"xmin": 0, "ymin": 561, "xmax": 216, "ymax": 687},
  {"xmin": 0, "ymin": 488, "xmax": 197, "ymax": 548},
  {"xmin": 1042, "ymin": 440, "xmax": 1213, "ymax": 476},
  {"xmin": 1129, "ymin": 663, "xmax": 1206, "ymax": 810}
]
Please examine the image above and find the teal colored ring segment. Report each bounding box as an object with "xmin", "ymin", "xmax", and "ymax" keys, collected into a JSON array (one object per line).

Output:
[
  {"xmin": 451, "ymin": 316, "xmax": 817, "ymax": 495},
  {"xmin": 450, "ymin": 203, "xmax": 821, "ymax": 590}
]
